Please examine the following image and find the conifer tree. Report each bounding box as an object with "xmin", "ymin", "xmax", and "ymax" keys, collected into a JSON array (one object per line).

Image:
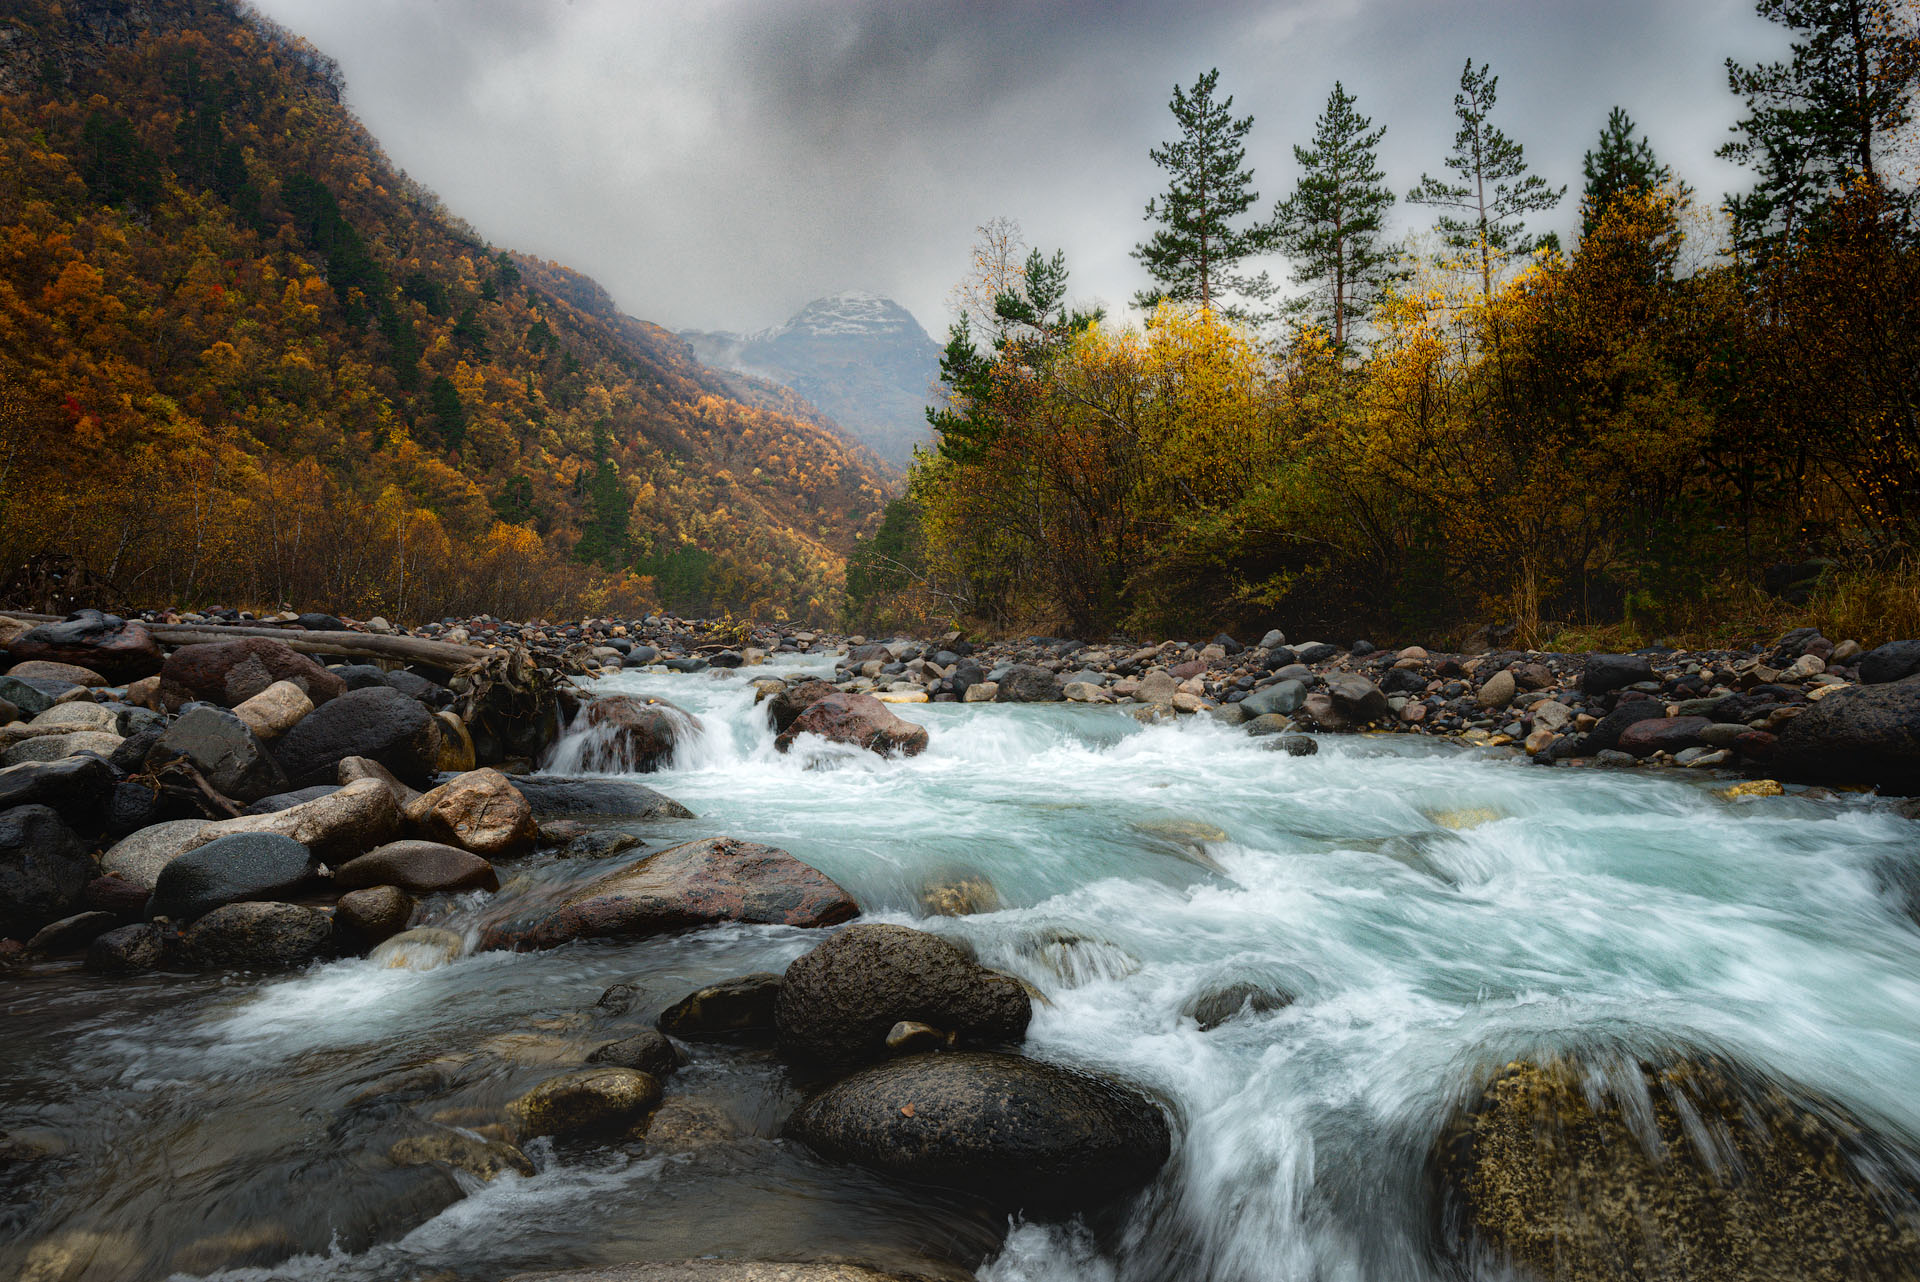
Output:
[
  {"xmin": 1720, "ymin": 0, "xmax": 1919, "ymax": 248},
  {"xmin": 1132, "ymin": 68, "xmax": 1274, "ymax": 317},
  {"xmin": 1274, "ymin": 82, "xmax": 1400, "ymax": 351},
  {"xmin": 1409, "ymin": 60, "xmax": 1565, "ymax": 298},
  {"xmin": 1581, "ymin": 107, "xmax": 1676, "ymax": 237}
]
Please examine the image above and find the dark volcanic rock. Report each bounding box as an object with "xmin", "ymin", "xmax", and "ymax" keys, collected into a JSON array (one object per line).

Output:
[
  {"xmin": 766, "ymin": 679, "xmax": 839, "ymax": 734},
  {"xmin": 0, "ymin": 755, "xmax": 116, "ymax": 831},
  {"xmin": 994, "ymin": 664, "xmax": 1063, "ymax": 703},
  {"xmin": 0, "ymin": 803, "xmax": 92, "ymax": 938},
  {"xmin": 578, "ymin": 696, "xmax": 700, "ymax": 773},
  {"xmin": 509, "ymin": 777, "xmax": 694, "ymax": 821},
  {"xmin": 786, "ymin": 1051, "xmax": 1171, "ymax": 1211},
  {"xmin": 157, "ymin": 705, "xmax": 289, "ymax": 803},
  {"xmin": 480, "ymin": 837, "xmax": 856, "ymax": 951},
  {"xmin": 657, "ymin": 973, "xmax": 784, "ymax": 1038},
  {"xmin": 333, "ymin": 840, "xmax": 498, "ymax": 894},
  {"xmin": 1325, "ymin": 674, "xmax": 1387, "ymax": 722},
  {"xmin": 181, "ymin": 901, "xmax": 333, "ymax": 969},
  {"xmin": 1774, "ymin": 681, "xmax": 1920, "ymax": 790},
  {"xmin": 1183, "ymin": 981, "xmax": 1294, "ymax": 1031},
  {"xmin": 273, "ymin": 686, "xmax": 441, "ymax": 788},
  {"xmin": 775, "ymin": 923, "xmax": 1030, "ymax": 1071},
  {"xmin": 8, "ymin": 610, "xmax": 161, "ymax": 683},
  {"xmin": 147, "ymin": 832, "xmax": 317, "ymax": 922},
  {"xmin": 1858, "ymin": 640, "xmax": 1920, "ymax": 685},
  {"xmin": 773, "ymin": 692, "xmax": 929, "ymax": 758},
  {"xmin": 1436, "ymin": 1056, "xmax": 1920, "ymax": 1282},
  {"xmin": 1581, "ymin": 653, "xmax": 1656, "ymax": 696},
  {"xmin": 158, "ymin": 637, "xmax": 345, "ymax": 710},
  {"xmin": 1580, "ymin": 698, "xmax": 1670, "ymax": 754},
  {"xmin": 1615, "ymin": 715, "xmax": 1714, "ymax": 759}
]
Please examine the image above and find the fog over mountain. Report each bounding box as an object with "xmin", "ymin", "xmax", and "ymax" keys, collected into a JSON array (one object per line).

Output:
[{"xmin": 249, "ymin": 0, "xmax": 1791, "ymax": 334}]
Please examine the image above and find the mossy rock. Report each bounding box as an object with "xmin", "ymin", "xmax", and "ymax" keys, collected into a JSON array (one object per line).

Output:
[{"xmin": 1435, "ymin": 1055, "xmax": 1920, "ymax": 1281}]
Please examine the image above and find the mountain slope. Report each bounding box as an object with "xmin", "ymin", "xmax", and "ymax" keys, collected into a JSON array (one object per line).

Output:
[
  {"xmin": 0, "ymin": 0, "xmax": 887, "ymax": 623},
  {"xmin": 683, "ymin": 291, "xmax": 942, "ymax": 468}
]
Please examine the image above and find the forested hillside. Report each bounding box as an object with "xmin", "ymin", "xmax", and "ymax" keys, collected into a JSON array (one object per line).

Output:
[{"xmin": 0, "ymin": 0, "xmax": 889, "ymax": 624}]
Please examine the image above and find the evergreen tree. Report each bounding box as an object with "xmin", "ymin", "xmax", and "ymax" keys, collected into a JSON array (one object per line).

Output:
[
  {"xmin": 1720, "ymin": 0, "xmax": 1919, "ymax": 248},
  {"xmin": 427, "ymin": 375, "xmax": 465, "ymax": 450},
  {"xmin": 1273, "ymin": 82, "xmax": 1400, "ymax": 351},
  {"xmin": 1581, "ymin": 107, "xmax": 1676, "ymax": 237},
  {"xmin": 1409, "ymin": 61, "xmax": 1565, "ymax": 298},
  {"xmin": 1132, "ymin": 68, "xmax": 1274, "ymax": 317}
]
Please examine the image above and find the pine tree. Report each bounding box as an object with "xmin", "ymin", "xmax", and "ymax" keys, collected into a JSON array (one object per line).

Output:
[
  {"xmin": 1581, "ymin": 107, "xmax": 1676, "ymax": 237},
  {"xmin": 1720, "ymin": 0, "xmax": 1920, "ymax": 248},
  {"xmin": 1409, "ymin": 60, "xmax": 1565, "ymax": 298},
  {"xmin": 1132, "ymin": 68, "xmax": 1274, "ymax": 317},
  {"xmin": 1274, "ymin": 82, "xmax": 1400, "ymax": 351}
]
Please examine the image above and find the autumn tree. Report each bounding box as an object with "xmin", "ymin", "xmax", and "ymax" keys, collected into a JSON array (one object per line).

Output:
[
  {"xmin": 948, "ymin": 217, "xmax": 1029, "ymax": 346},
  {"xmin": 1133, "ymin": 69, "xmax": 1274, "ymax": 317},
  {"xmin": 1410, "ymin": 60, "xmax": 1565, "ymax": 298},
  {"xmin": 1273, "ymin": 82, "xmax": 1400, "ymax": 351}
]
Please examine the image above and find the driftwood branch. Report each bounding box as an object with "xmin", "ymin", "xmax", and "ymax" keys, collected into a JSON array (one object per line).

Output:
[{"xmin": 0, "ymin": 612, "xmax": 495, "ymax": 669}]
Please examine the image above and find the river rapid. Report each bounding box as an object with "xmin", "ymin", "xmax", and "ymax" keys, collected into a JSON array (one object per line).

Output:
[{"xmin": 5, "ymin": 654, "xmax": 1920, "ymax": 1282}]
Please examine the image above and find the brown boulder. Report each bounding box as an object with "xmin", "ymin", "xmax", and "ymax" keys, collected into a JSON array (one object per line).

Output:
[
  {"xmin": 335, "ymin": 841, "xmax": 499, "ymax": 894},
  {"xmin": 1616, "ymin": 715, "xmax": 1713, "ymax": 758},
  {"xmin": 6, "ymin": 659, "xmax": 108, "ymax": 687},
  {"xmin": 158, "ymin": 637, "xmax": 346, "ymax": 711},
  {"xmin": 335, "ymin": 884, "xmax": 414, "ymax": 943},
  {"xmin": 577, "ymin": 695, "xmax": 700, "ymax": 773},
  {"xmin": 481, "ymin": 837, "xmax": 857, "ymax": 952},
  {"xmin": 402, "ymin": 768, "xmax": 537, "ymax": 858},
  {"xmin": 766, "ymin": 678, "xmax": 838, "ymax": 734},
  {"xmin": 774, "ymin": 692, "xmax": 929, "ymax": 758},
  {"xmin": 7, "ymin": 611, "xmax": 162, "ymax": 683}
]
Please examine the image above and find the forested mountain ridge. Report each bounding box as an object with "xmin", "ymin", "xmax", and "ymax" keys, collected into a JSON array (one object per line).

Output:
[{"xmin": 0, "ymin": 0, "xmax": 890, "ymax": 623}]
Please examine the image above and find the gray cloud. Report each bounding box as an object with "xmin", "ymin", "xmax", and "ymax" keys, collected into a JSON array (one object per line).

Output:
[{"xmin": 251, "ymin": 0, "xmax": 1791, "ymax": 335}]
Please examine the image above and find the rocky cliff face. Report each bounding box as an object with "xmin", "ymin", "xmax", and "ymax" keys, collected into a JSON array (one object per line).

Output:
[{"xmin": 684, "ymin": 293, "xmax": 942, "ymax": 469}]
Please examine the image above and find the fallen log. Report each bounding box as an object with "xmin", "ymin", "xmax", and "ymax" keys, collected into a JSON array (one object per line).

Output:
[{"xmin": 0, "ymin": 612, "xmax": 491, "ymax": 669}]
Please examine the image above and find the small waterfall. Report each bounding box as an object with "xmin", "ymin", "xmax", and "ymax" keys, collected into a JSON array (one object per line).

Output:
[{"xmin": 542, "ymin": 695, "xmax": 706, "ymax": 774}]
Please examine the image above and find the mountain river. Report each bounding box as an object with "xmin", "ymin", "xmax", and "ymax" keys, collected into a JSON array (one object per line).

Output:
[{"xmin": 5, "ymin": 654, "xmax": 1920, "ymax": 1281}]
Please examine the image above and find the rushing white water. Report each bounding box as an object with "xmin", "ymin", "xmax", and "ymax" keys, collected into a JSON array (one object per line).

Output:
[{"xmin": 5, "ymin": 654, "xmax": 1919, "ymax": 1282}]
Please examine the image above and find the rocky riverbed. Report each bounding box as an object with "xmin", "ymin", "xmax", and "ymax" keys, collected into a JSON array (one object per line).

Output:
[{"xmin": 2, "ymin": 606, "xmax": 1919, "ymax": 1281}]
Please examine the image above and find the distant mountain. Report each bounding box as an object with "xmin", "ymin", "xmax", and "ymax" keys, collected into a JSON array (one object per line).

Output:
[{"xmin": 683, "ymin": 292, "xmax": 942, "ymax": 469}]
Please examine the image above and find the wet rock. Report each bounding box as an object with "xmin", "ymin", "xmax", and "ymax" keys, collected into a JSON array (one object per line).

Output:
[
  {"xmin": 1775, "ymin": 680, "xmax": 1920, "ymax": 790},
  {"xmin": 0, "ymin": 803, "xmax": 91, "ymax": 937},
  {"xmin": 504, "ymin": 1262, "xmax": 928, "ymax": 1282},
  {"xmin": 272, "ymin": 686, "xmax": 442, "ymax": 788},
  {"xmin": 1581, "ymin": 652, "xmax": 1656, "ymax": 695},
  {"xmin": 586, "ymin": 1029, "xmax": 684, "ymax": 1077},
  {"xmin": 1244, "ymin": 713, "xmax": 1296, "ymax": 737},
  {"xmin": 774, "ymin": 692, "xmax": 929, "ymax": 758},
  {"xmin": 402, "ymin": 768, "xmax": 537, "ymax": 859},
  {"xmin": 995, "ymin": 664, "xmax": 1063, "ymax": 703},
  {"xmin": 1579, "ymin": 698, "xmax": 1671, "ymax": 754},
  {"xmin": 366, "ymin": 926, "xmax": 465, "ymax": 970},
  {"xmin": 8, "ymin": 610, "xmax": 161, "ymax": 683},
  {"xmin": 1615, "ymin": 715, "xmax": 1714, "ymax": 759},
  {"xmin": 1437, "ymin": 1056, "xmax": 1920, "ymax": 1282},
  {"xmin": 1858, "ymin": 639, "xmax": 1920, "ymax": 685},
  {"xmin": 775, "ymin": 923, "xmax": 1030, "ymax": 1071},
  {"xmin": 231, "ymin": 680, "xmax": 312, "ymax": 741},
  {"xmin": 146, "ymin": 832, "xmax": 317, "ymax": 922},
  {"xmin": 334, "ymin": 840, "xmax": 499, "ymax": 894},
  {"xmin": 595, "ymin": 982, "xmax": 640, "ymax": 1015},
  {"xmin": 1325, "ymin": 674, "xmax": 1388, "ymax": 722},
  {"xmin": 767, "ymin": 678, "xmax": 838, "ymax": 734},
  {"xmin": 919, "ymin": 876, "xmax": 1002, "ymax": 917},
  {"xmin": 85, "ymin": 921, "xmax": 171, "ymax": 972},
  {"xmin": 159, "ymin": 637, "xmax": 345, "ymax": 710},
  {"xmin": 510, "ymin": 777, "xmax": 694, "ymax": 821},
  {"xmin": 335, "ymin": 884, "xmax": 414, "ymax": 944},
  {"xmin": 1240, "ymin": 680, "xmax": 1305, "ymax": 718},
  {"xmin": 25, "ymin": 909, "xmax": 118, "ymax": 955},
  {"xmin": 0, "ymin": 755, "xmax": 116, "ymax": 830},
  {"xmin": 389, "ymin": 1131, "xmax": 535, "ymax": 1181},
  {"xmin": 578, "ymin": 695, "xmax": 700, "ymax": 772},
  {"xmin": 1183, "ymin": 981, "xmax": 1294, "ymax": 1031},
  {"xmin": 481, "ymin": 837, "xmax": 855, "ymax": 951},
  {"xmin": 157, "ymin": 705, "xmax": 290, "ymax": 803},
  {"xmin": 560, "ymin": 830, "xmax": 643, "ymax": 860},
  {"xmin": 1259, "ymin": 734, "xmax": 1318, "ymax": 756},
  {"xmin": 786, "ymin": 1050, "xmax": 1171, "ymax": 1211},
  {"xmin": 181, "ymin": 901, "xmax": 333, "ymax": 969},
  {"xmin": 506, "ymin": 1067, "xmax": 662, "ymax": 1141},
  {"xmin": 658, "ymin": 973, "xmax": 784, "ymax": 1038}
]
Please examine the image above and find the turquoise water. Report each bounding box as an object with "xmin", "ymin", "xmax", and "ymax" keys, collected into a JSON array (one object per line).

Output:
[{"xmin": 3, "ymin": 655, "xmax": 1918, "ymax": 1281}]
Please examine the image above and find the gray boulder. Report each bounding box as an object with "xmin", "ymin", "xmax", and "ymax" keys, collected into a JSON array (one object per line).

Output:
[
  {"xmin": 86, "ymin": 921, "xmax": 170, "ymax": 973},
  {"xmin": 181, "ymin": 901, "xmax": 334, "ymax": 969},
  {"xmin": 1775, "ymin": 681, "xmax": 1920, "ymax": 789},
  {"xmin": 0, "ymin": 803, "xmax": 92, "ymax": 937},
  {"xmin": 146, "ymin": 832, "xmax": 317, "ymax": 922},
  {"xmin": 1240, "ymin": 679, "xmax": 1305, "ymax": 718},
  {"xmin": 786, "ymin": 1050, "xmax": 1171, "ymax": 1211},
  {"xmin": 1581, "ymin": 653, "xmax": 1656, "ymax": 695},
  {"xmin": 1326, "ymin": 674, "xmax": 1388, "ymax": 722},
  {"xmin": 0, "ymin": 755, "xmax": 116, "ymax": 830},
  {"xmin": 509, "ymin": 777, "xmax": 694, "ymax": 820},
  {"xmin": 995, "ymin": 665, "xmax": 1064, "ymax": 703},
  {"xmin": 273, "ymin": 686, "xmax": 442, "ymax": 787},
  {"xmin": 158, "ymin": 705, "xmax": 290, "ymax": 803},
  {"xmin": 1858, "ymin": 640, "xmax": 1920, "ymax": 685},
  {"xmin": 658, "ymin": 973, "xmax": 783, "ymax": 1038}
]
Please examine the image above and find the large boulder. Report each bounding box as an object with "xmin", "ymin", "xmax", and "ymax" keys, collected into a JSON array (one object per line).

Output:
[
  {"xmin": 335, "ymin": 884, "xmax": 414, "ymax": 944},
  {"xmin": 506, "ymin": 1068, "xmax": 662, "ymax": 1141},
  {"xmin": 1774, "ymin": 680, "xmax": 1920, "ymax": 789},
  {"xmin": 8, "ymin": 659, "xmax": 108, "ymax": 686},
  {"xmin": 1581, "ymin": 652, "xmax": 1656, "ymax": 696},
  {"xmin": 7, "ymin": 610, "xmax": 161, "ymax": 683},
  {"xmin": 1579, "ymin": 697, "xmax": 1671, "ymax": 754},
  {"xmin": 1436, "ymin": 1057, "xmax": 1920, "ymax": 1282},
  {"xmin": 775, "ymin": 923, "xmax": 1030, "ymax": 1071},
  {"xmin": 100, "ymin": 818, "xmax": 210, "ymax": 892},
  {"xmin": 180, "ymin": 901, "xmax": 333, "ymax": 969},
  {"xmin": 994, "ymin": 665, "xmax": 1063, "ymax": 703},
  {"xmin": 508, "ymin": 777, "xmax": 693, "ymax": 820},
  {"xmin": 773, "ymin": 692, "xmax": 929, "ymax": 759},
  {"xmin": 1, "ymin": 730, "xmax": 122, "ymax": 768},
  {"xmin": 480, "ymin": 837, "xmax": 856, "ymax": 952},
  {"xmin": 0, "ymin": 755, "xmax": 116, "ymax": 831},
  {"xmin": 1325, "ymin": 674, "xmax": 1388, "ymax": 723},
  {"xmin": 576, "ymin": 696, "xmax": 700, "ymax": 773},
  {"xmin": 156, "ymin": 705, "xmax": 290, "ymax": 803},
  {"xmin": 273, "ymin": 686, "xmax": 441, "ymax": 788},
  {"xmin": 202, "ymin": 777, "xmax": 402, "ymax": 865},
  {"xmin": 158, "ymin": 637, "xmax": 345, "ymax": 711},
  {"xmin": 766, "ymin": 679, "xmax": 837, "ymax": 734},
  {"xmin": 786, "ymin": 1051, "xmax": 1171, "ymax": 1211},
  {"xmin": 1615, "ymin": 715, "xmax": 1713, "ymax": 758},
  {"xmin": 146, "ymin": 832, "xmax": 317, "ymax": 922},
  {"xmin": 1859, "ymin": 640, "xmax": 1920, "ymax": 685},
  {"xmin": 334, "ymin": 840, "xmax": 498, "ymax": 894},
  {"xmin": 1240, "ymin": 680, "xmax": 1305, "ymax": 719},
  {"xmin": 401, "ymin": 768, "xmax": 536, "ymax": 858},
  {"xmin": 0, "ymin": 804, "xmax": 92, "ymax": 937}
]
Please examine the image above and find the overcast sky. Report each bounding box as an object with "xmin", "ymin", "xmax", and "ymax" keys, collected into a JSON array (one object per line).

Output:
[{"xmin": 250, "ymin": 0, "xmax": 1790, "ymax": 337}]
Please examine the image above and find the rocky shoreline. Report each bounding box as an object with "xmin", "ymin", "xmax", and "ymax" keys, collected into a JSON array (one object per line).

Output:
[{"xmin": 4, "ymin": 603, "xmax": 1919, "ymax": 1281}]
